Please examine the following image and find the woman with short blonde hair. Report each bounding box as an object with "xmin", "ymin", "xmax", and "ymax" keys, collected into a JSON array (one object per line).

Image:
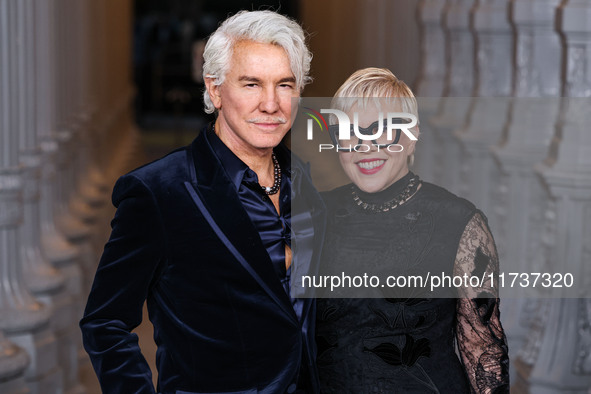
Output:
[{"xmin": 316, "ymin": 67, "xmax": 509, "ymax": 393}]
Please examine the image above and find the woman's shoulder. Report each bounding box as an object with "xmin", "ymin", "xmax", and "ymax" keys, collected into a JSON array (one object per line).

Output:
[{"xmin": 417, "ymin": 181, "xmax": 479, "ymax": 220}]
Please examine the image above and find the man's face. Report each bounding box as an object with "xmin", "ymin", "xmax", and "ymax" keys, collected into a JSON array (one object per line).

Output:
[{"xmin": 206, "ymin": 40, "xmax": 299, "ymax": 156}]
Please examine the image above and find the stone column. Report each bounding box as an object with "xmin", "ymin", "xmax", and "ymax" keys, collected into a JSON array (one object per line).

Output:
[
  {"xmin": 19, "ymin": 0, "xmax": 70, "ymax": 391},
  {"xmin": 456, "ymin": 0, "xmax": 513, "ymax": 234},
  {"xmin": 0, "ymin": 0, "xmax": 63, "ymax": 393},
  {"xmin": 67, "ymin": 0, "xmax": 106, "ymax": 239},
  {"xmin": 490, "ymin": 0, "xmax": 562, "ymax": 381},
  {"xmin": 38, "ymin": 0, "xmax": 80, "ymax": 296},
  {"xmin": 429, "ymin": 0, "xmax": 475, "ymax": 194},
  {"xmin": 0, "ymin": 332, "xmax": 29, "ymax": 393},
  {"xmin": 36, "ymin": 0, "xmax": 86, "ymax": 392},
  {"xmin": 415, "ymin": 0, "xmax": 448, "ymax": 99},
  {"xmin": 48, "ymin": 1, "xmax": 91, "ymax": 392},
  {"xmin": 0, "ymin": 7, "xmax": 31, "ymax": 390},
  {"xmin": 20, "ymin": 0, "xmax": 67, "ymax": 312},
  {"xmin": 413, "ymin": 0, "xmax": 447, "ymax": 183},
  {"xmin": 52, "ymin": 0, "xmax": 92, "ymax": 251},
  {"xmin": 51, "ymin": 0, "xmax": 96, "ymax": 307},
  {"xmin": 515, "ymin": 0, "xmax": 591, "ymax": 392},
  {"xmin": 80, "ymin": 2, "xmax": 111, "ymax": 212}
]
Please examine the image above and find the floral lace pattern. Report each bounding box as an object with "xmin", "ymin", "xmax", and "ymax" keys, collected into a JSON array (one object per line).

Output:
[
  {"xmin": 317, "ymin": 180, "xmax": 510, "ymax": 393},
  {"xmin": 454, "ymin": 213, "xmax": 510, "ymax": 394}
]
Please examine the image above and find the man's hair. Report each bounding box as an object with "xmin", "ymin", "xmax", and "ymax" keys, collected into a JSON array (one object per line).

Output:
[
  {"xmin": 202, "ymin": 10, "xmax": 312, "ymax": 114},
  {"xmin": 332, "ymin": 68, "xmax": 419, "ymax": 129}
]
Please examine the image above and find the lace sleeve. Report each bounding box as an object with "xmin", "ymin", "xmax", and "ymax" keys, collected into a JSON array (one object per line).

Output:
[{"xmin": 454, "ymin": 212, "xmax": 510, "ymax": 394}]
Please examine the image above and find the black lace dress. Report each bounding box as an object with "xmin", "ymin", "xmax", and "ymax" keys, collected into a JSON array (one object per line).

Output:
[{"xmin": 316, "ymin": 172, "xmax": 510, "ymax": 393}]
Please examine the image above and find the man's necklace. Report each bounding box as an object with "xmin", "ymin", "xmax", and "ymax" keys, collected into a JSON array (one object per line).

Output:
[
  {"xmin": 261, "ymin": 152, "xmax": 281, "ymax": 195},
  {"xmin": 351, "ymin": 175, "xmax": 421, "ymax": 213},
  {"xmin": 209, "ymin": 123, "xmax": 281, "ymax": 195}
]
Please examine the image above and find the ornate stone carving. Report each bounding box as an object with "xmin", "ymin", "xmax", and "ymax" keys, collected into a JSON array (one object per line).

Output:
[
  {"xmin": 0, "ymin": 170, "xmax": 23, "ymax": 228},
  {"xmin": 565, "ymin": 45, "xmax": 591, "ymax": 98},
  {"xmin": 576, "ymin": 297, "xmax": 591, "ymax": 374},
  {"xmin": 517, "ymin": 298, "xmax": 549, "ymax": 365},
  {"xmin": 415, "ymin": 0, "xmax": 446, "ymax": 98}
]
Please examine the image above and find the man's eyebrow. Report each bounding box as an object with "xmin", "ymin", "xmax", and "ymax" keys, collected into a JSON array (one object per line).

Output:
[
  {"xmin": 278, "ymin": 77, "xmax": 296, "ymax": 84},
  {"xmin": 237, "ymin": 76, "xmax": 296, "ymax": 84},
  {"xmin": 238, "ymin": 76, "xmax": 262, "ymax": 83}
]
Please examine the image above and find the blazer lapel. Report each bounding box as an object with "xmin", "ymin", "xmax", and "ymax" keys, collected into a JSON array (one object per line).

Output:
[
  {"xmin": 184, "ymin": 133, "xmax": 297, "ymax": 323},
  {"xmin": 289, "ymin": 156, "xmax": 327, "ymax": 322}
]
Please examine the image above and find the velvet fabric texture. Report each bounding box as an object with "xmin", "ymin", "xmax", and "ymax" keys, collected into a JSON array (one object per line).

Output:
[
  {"xmin": 206, "ymin": 129, "xmax": 295, "ymax": 303},
  {"xmin": 80, "ymin": 129, "xmax": 325, "ymax": 394}
]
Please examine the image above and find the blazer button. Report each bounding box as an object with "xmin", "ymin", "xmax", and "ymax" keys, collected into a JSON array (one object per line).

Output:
[{"xmin": 287, "ymin": 383, "xmax": 297, "ymax": 393}]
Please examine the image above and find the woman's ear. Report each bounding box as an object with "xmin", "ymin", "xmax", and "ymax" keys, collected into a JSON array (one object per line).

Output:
[
  {"xmin": 204, "ymin": 77, "xmax": 222, "ymax": 109},
  {"xmin": 406, "ymin": 126, "xmax": 419, "ymax": 156}
]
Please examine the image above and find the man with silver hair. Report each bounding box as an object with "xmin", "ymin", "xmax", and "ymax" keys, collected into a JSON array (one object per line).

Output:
[{"xmin": 81, "ymin": 10, "xmax": 324, "ymax": 394}]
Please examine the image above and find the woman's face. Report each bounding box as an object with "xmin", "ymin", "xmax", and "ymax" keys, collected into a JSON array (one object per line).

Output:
[{"xmin": 338, "ymin": 104, "xmax": 417, "ymax": 193}]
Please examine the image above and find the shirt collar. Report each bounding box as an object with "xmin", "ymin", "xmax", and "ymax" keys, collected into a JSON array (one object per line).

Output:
[
  {"xmin": 205, "ymin": 124, "xmax": 292, "ymax": 191},
  {"xmin": 205, "ymin": 126, "xmax": 249, "ymax": 191}
]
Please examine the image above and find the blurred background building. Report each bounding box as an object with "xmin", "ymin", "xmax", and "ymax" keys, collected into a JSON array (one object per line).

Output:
[{"xmin": 0, "ymin": 0, "xmax": 590, "ymax": 393}]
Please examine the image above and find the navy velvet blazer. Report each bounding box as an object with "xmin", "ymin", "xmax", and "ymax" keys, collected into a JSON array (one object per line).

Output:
[{"xmin": 80, "ymin": 130, "xmax": 325, "ymax": 394}]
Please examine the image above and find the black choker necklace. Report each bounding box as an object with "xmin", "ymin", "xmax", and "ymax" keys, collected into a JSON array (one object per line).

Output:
[
  {"xmin": 351, "ymin": 175, "xmax": 421, "ymax": 213},
  {"xmin": 261, "ymin": 153, "xmax": 281, "ymax": 195}
]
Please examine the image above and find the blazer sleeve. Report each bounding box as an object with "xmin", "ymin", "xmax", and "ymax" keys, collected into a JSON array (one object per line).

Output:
[{"xmin": 80, "ymin": 174, "xmax": 166, "ymax": 394}]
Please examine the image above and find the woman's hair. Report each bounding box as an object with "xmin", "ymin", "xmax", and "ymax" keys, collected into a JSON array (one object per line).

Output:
[
  {"xmin": 202, "ymin": 10, "xmax": 312, "ymax": 114},
  {"xmin": 332, "ymin": 67, "xmax": 419, "ymax": 133}
]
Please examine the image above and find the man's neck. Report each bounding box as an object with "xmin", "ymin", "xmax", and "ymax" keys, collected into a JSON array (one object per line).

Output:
[{"xmin": 214, "ymin": 121, "xmax": 275, "ymax": 183}]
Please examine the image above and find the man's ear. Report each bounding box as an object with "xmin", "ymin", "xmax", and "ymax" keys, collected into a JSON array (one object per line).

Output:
[{"xmin": 204, "ymin": 77, "xmax": 222, "ymax": 109}]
